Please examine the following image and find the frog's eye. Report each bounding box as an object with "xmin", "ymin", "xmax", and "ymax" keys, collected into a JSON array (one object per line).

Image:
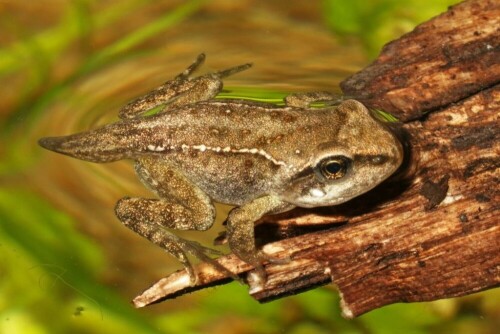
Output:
[{"xmin": 318, "ymin": 156, "xmax": 350, "ymax": 180}]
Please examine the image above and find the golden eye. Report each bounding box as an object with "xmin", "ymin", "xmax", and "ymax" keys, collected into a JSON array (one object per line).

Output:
[{"xmin": 319, "ymin": 156, "xmax": 350, "ymax": 180}]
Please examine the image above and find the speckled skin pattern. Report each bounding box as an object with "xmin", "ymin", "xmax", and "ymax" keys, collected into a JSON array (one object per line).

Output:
[{"xmin": 39, "ymin": 54, "xmax": 403, "ymax": 283}]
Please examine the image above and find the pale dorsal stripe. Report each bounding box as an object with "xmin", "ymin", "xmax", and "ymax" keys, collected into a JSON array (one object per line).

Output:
[{"xmin": 146, "ymin": 143, "xmax": 293, "ymax": 169}]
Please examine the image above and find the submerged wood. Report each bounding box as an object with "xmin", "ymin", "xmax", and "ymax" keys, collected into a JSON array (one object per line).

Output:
[{"xmin": 133, "ymin": 0, "xmax": 499, "ymax": 317}]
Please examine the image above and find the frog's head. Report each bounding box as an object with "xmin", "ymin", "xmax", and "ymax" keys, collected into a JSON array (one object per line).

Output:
[{"xmin": 280, "ymin": 100, "xmax": 404, "ymax": 208}]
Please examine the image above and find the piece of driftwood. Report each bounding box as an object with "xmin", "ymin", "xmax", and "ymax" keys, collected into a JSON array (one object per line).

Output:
[
  {"xmin": 341, "ymin": 0, "xmax": 499, "ymax": 122},
  {"xmin": 133, "ymin": 0, "xmax": 499, "ymax": 317}
]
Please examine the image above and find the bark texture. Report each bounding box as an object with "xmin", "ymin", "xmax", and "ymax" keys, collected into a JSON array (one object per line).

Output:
[
  {"xmin": 132, "ymin": 0, "xmax": 499, "ymax": 317},
  {"xmin": 340, "ymin": 0, "xmax": 499, "ymax": 122}
]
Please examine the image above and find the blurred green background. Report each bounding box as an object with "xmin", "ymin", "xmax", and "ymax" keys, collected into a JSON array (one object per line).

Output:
[{"xmin": 1, "ymin": 0, "xmax": 498, "ymax": 333}]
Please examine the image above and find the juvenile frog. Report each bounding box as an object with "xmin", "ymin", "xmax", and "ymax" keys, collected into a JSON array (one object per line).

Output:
[{"xmin": 39, "ymin": 54, "xmax": 403, "ymax": 284}]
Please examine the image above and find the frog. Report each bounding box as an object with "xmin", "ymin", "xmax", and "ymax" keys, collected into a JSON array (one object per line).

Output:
[{"xmin": 38, "ymin": 53, "xmax": 404, "ymax": 284}]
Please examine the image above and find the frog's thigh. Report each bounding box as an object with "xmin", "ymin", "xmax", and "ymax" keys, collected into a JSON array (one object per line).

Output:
[
  {"xmin": 226, "ymin": 196, "xmax": 292, "ymax": 275},
  {"xmin": 133, "ymin": 156, "xmax": 216, "ymax": 230},
  {"xmin": 284, "ymin": 91, "xmax": 343, "ymax": 108}
]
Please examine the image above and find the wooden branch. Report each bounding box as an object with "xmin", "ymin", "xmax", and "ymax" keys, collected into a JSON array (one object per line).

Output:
[
  {"xmin": 132, "ymin": 0, "xmax": 499, "ymax": 317},
  {"xmin": 340, "ymin": 0, "xmax": 499, "ymax": 121}
]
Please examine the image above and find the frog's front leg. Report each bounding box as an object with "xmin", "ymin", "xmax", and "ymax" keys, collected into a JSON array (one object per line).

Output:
[
  {"xmin": 226, "ymin": 196, "xmax": 294, "ymax": 281},
  {"xmin": 284, "ymin": 91, "xmax": 344, "ymax": 108},
  {"xmin": 114, "ymin": 156, "xmax": 226, "ymax": 284},
  {"xmin": 119, "ymin": 54, "xmax": 252, "ymax": 119}
]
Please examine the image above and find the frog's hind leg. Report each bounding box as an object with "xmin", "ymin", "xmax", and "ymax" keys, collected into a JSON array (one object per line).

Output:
[
  {"xmin": 114, "ymin": 156, "xmax": 231, "ymax": 284},
  {"xmin": 176, "ymin": 53, "xmax": 251, "ymax": 81},
  {"xmin": 118, "ymin": 54, "xmax": 252, "ymax": 119},
  {"xmin": 115, "ymin": 197, "xmax": 221, "ymax": 283},
  {"xmin": 174, "ymin": 53, "xmax": 207, "ymax": 80}
]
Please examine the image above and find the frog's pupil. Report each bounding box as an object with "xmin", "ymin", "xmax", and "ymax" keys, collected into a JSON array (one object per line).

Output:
[{"xmin": 326, "ymin": 162, "xmax": 342, "ymax": 174}]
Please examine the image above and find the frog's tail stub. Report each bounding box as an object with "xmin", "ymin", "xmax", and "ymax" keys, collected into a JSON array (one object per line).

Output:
[{"xmin": 38, "ymin": 126, "xmax": 129, "ymax": 163}]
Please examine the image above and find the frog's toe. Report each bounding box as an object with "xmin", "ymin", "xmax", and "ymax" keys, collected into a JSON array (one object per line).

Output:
[
  {"xmin": 179, "ymin": 240, "xmax": 240, "ymax": 282},
  {"xmin": 184, "ymin": 240, "xmax": 224, "ymax": 257},
  {"xmin": 247, "ymin": 265, "xmax": 267, "ymax": 291},
  {"xmin": 183, "ymin": 262, "xmax": 198, "ymax": 285}
]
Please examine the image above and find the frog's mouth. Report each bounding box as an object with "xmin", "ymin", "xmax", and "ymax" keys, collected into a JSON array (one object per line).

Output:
[
  {"xmin": 294, "ymin": 185, "xmax": 353, "ymax": 208},
  {"xmin": 279, "ymin": 177, "xmax": 353, "ymax": 208}
]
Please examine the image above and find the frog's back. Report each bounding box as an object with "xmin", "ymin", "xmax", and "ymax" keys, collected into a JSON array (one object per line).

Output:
[
  {"xmin": 146, "ymin": 100, "xmax": 341, "ymax": 204},
  {"xmin": 38, "ymin": 99, "xmax": 345, "ymax": 204}
]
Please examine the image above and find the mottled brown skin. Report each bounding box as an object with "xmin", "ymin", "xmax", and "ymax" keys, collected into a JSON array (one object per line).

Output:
[{"xmin": 39, "ymin": 54, "xmax": 404, "ymax": 284}]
